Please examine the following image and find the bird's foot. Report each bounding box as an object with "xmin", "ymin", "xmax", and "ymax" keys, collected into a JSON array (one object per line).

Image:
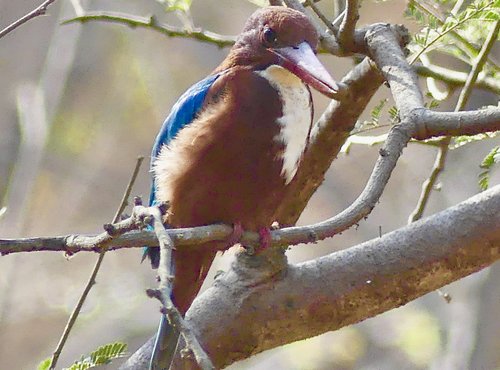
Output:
[
  {"xmin": 257, "ymin": 227, "xmax": 272, "ymax": 252},
  {"xmin": 226, "ymin": 222, "xmax": 244, "ymax": 248}
]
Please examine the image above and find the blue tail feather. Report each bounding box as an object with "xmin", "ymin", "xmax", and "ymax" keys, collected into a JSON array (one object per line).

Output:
[{"xmin": 150, "ymin": 315, "xmax": 180, "ymax": 370}]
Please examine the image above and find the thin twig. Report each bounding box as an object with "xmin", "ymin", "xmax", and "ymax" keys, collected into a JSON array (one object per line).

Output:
[
  {"xmin": 408, "ymin": 20, "xmax": 500, "ymax": 223},
  {"xmin": 146, "ymin": 207, "xmax": 215, "ymax": 370},
  {"xmin": 337, "ymin": 0, "xmax": 359, "ymax": 51},
  {"xmin": 415, "ymin": 0, "xmax": 499, "ymax": 71},
  {"xmin": 305, "ymin": 0, "xmax": 337, "ymax": 34},
  {"xmin": 62, "ymin": 12, "xmax": 235, "ymax": 48},
  {"xmin": 0, "ymin": 0, "xmax": 57, "ymax": 39},
  {"xmin": 49, "ymin": 157, "xmax": 144, "ymax": 370},
  {"xmin": 455, "ymin": 20, "xmax": 500, "ymax": 111},
  {"xmin": 408, "ymin": 138, "xmax": 450, "ymax": 222},
  {"xmin": 283, "ymin": 0, "xmax": 342, "ymax": 54},
  {"xmin": 414, "ymin": 64, "xmax": 500, "ymax": 95},
  {"xmin": 409, "ymin": 0, "xmax": 498, "ymax": 70}
]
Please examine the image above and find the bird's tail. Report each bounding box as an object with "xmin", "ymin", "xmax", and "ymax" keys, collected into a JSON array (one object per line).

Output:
[
  {"xmin": 149, "ymin": 247, "xmax": 218, "ymax": 369},
  {"xmin": 150, "ymin": 315, "xmax": 180, "ymax": 370}
]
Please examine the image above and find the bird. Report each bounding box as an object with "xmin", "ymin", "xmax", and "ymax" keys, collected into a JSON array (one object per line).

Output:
[{"xmin": 144, "ymin": 6, "xmax": 338, "ymax": 369}]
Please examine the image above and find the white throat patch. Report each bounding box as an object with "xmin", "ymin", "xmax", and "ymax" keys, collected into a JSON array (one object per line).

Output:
[{"xmin": 257, "ymin": 65, "xmax": 312, "ymax": 184}]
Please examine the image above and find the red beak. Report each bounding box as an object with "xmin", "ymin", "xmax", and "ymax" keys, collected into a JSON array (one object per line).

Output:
[{"xmin": 272, "ymin": 42, "xmax": 338, "ymax": 98}]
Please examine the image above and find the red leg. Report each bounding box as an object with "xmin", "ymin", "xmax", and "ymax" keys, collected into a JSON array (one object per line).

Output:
[
  {"xmin": 258, "ymin": 227, "xmax": 272, "ymax": 251},
  {"xmin": 226, "ymin": 222, "xmax": 243, "ymax": 248}
]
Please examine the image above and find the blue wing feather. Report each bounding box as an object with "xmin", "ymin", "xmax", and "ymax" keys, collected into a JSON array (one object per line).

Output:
[
  {"xmin": 144, "ymin": 73, "xmax": 221, "ymax": 266},
  {"xmin": 148, "ymin": 73, "xmax": 221, "ymax": 207}
]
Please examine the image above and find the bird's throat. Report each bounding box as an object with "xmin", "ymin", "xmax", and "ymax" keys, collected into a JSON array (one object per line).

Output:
[{"xmin": 257, "ymin": 65, "xmax": 312, "ymax": 185}]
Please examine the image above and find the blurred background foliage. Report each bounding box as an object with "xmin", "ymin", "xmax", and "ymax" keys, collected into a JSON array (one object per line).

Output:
[{"xmin": 0, "ymin": 0, "xmax": 498, "ymax": 369}]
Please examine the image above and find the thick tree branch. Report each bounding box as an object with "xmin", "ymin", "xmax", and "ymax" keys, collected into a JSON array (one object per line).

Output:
[
  {"xmin": 123, "ymin": 185, "xmax": 500, "ymax": 369},
  {"xmin": 414, "ymin": 108, "xmax": 500, "ymax": 139},
  {"xmin": 366, "ymin": 24, "xmax": 424, "ymax": 115},
  {"xmin": 62, "ymin": 12, "xmax": 235, "ymax": 48}
]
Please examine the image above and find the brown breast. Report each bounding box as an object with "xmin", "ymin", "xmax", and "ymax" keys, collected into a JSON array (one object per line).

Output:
[{"xmin": 154, "ymin": 66, "xmax": 311, "ymax": 231}]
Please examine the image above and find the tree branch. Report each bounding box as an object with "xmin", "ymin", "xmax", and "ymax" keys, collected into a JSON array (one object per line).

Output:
[
  {"xmin": 1, "ymin": 25, "xmax": 498, "ymax": 259},
  {"xmin": 414, "ymin": 64, "xmax": 500, "ymax": 95},
  {"xmin": 143, "ymin": 199, "xmax": 215, "ymax": 370},
  {"xmin": 408, "ymin": 20, "xmax": 500, "ymax": 222},
  {"xmin": 122, "ymin": 185, "xmax": 500, "ymax": 369},
  {"xmin": 414, "ymin": 108, "xmax": 500, "ymax": 139},
  {"xmin": 0, "ymin": 0, "xmax": 58, "ymax": 39},
  {"xmin": 49, "ymin": 157, "xmax": 144, "ymax": 370},
  {"xmin": 304, "ymin": 0, "xmax": 337, "ymax": 35},
  {"xmin": 337, "ymin": 0, "xmax": 360, "ymax": 52},
  {"xmin": 62, "ymin": 12, "xmax": 235, "ymax": 48},
  {"xmin": 283, "ymin": 0, "xmax": 342, "ymax": 54}
]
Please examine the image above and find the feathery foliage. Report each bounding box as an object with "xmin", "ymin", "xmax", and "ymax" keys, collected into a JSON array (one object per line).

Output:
[
  {"xmin": 66, "ymin": 342, "xmax": 127, "ymax": 370},
  {"xmin": 478, "ymin": 146, "xmax": 499, "ymax": 190},
  {"xmin": 37, "ymin": 342, "xmax": 127, "ymax": 370},
  {"xmin": 406, "ymin": 0, "xmax": 499, "ymax": 65},
  {"xmin": 451, "ymin": 131, "xmax": 500, "ymax": 149}
]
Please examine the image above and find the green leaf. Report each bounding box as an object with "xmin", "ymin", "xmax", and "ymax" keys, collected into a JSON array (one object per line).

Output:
[
  {"xmin": 370, "ymin": 99, "xmax": 388, "ymax": 125},
  {"xmin": 407, "ymin": 0, "xmax": 498, "ymax": 64},
  {"xmin": 423, "ymin": 92, "xmax": 442, "ymax": 108},
  {"xmin": 478, "ymin": 146, "xmax": 500, "ymax": 191},
  {"xmin": 64, "ymin": 342, "xmax": 128, "ymax": 370},
  {"xmin": 356, "ymin": 99, "xmax": 389, "ymax": 130},
  {"xmin": 37, "ymin": 358, "xmax": 52, "ymax": 370},
  {"xmin": 388, "ymin": 106, "xmax": 400, "ymax": 123},
  {"xmin": 450, "ymin": 131, "xmax": 499, "ymax": 149}
]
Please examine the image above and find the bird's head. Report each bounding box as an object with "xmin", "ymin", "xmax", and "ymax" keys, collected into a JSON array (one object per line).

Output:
[{"xmin": 220, "ymin": 6, "xmax": 338, "ymax": 98}]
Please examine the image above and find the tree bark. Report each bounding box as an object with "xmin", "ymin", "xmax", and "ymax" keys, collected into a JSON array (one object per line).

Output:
[{"xmin": 122, "ymin": 184, "xmax": 500, "ymax": 369}]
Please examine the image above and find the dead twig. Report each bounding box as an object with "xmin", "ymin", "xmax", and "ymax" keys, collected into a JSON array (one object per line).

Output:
[
  {"xmin": 0, "ymin": 0, "xmax": 58, "ymax": 39},
  {"xmin": 49, "ymin": 156, "xmax": 144, "ymax": 370}
]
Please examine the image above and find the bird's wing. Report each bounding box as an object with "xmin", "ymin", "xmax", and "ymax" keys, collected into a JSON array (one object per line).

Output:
[
  {"xmin": 143, "ymin": 73, "xmax": 221, "ymax": 267},
  {"xmin": 148, "ymin": 73, "xmax": 222, "ymax": 207}
]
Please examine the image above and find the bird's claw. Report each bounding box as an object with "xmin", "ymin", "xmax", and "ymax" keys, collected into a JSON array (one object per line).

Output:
[
  {"xmin": 258, "ymin": 227, "xmax": 272, "ymax": 251},
  {"xmin": 226, "ymin": 222, "xmax": 244, "ymax": 248}
]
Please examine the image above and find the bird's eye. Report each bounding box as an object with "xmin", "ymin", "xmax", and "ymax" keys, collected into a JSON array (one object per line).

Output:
[{"xmin": 263, "ymin": 27, "xmax": 278, "ymax": 46}]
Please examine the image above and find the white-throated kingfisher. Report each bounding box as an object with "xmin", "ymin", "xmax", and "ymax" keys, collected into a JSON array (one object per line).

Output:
[{"xmin": 145, "ymin": 6, "xmax": 338, "ymax": 369}]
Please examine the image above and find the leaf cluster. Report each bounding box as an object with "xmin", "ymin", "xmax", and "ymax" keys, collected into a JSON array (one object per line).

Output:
[
  {"xmin": 406, "ymin": 0, "xmax": 499, "ymax": 66},
  {"xmin": 479, "ymin": 146, "xmax": 500, "ymax": 190},
  {"xmin": 37, "ymin": 342, "xmax": 127, "ymax": 370}
]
